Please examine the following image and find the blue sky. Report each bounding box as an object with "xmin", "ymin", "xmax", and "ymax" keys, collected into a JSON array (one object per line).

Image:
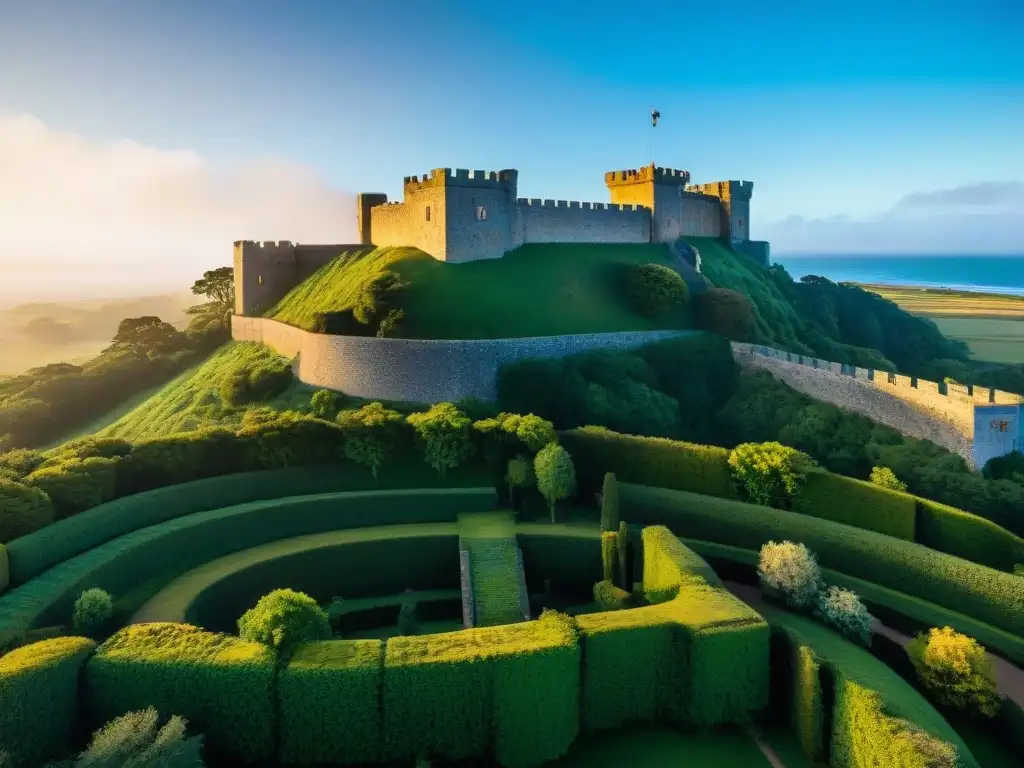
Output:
[{"xmin": 0, "ymin": 0, "xmax": 1022, "ymax": 300}]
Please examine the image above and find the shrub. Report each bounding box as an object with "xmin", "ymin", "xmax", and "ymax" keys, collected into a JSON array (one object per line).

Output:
[
  {"xmin": 0, "ymin": 449, "xmax": 45, "ymax": 479},
  {"xmin": 0, "ymin": 479, "xmax": 55, "ymax": 543},
  {"xmin": 407, "ymin": 403, "xmax": 474, "ymax": 477},
  {"xmin": 600, "ymin": 472, "xmax": 619, "ymax": 532},
  {"xmin": 0, "ymin": 636, "xmax": 96, "ymax": 767},
  {"xmin": 337, "ymin": 402, "xmax": 406, "ymax": 479},
  {"xmin": 72, "ymin": 588, "xmax": 113, "ymax": 638},
  {"xmin": 505, "ymin": 455, "xmax": 532, "ymax": 508},
  {"xmin": 85, "ymin": 623, "xmax": 276, "ymax": 762},
  {"xmin": 871, "ymin": 465, "xmax": 908, "ymax": 492},
  {"xmin": 353, "ymin": 270, "xmax": 403, "ymax": 325},
  {"xmin": 908, "ymin": 626, "xmax": 1001, "ymax": 718},
  {"xmin": 309, "ymin": 389, "xmax": 337, "ymax": 419},
  {"xmin": 593, "ymin": 579, "xmax": 630, "ymax": 610},
  {"xmin": 625, "ymin": 263, "xmax": 687, "ymax": 317},
  {"xmin": 376, "ymin": 308, "xmax": 405, "ymax": 338},
  {"xmin": 694, "ymin": 287, "xmax": 756, "ymax": 341},
  {"xmin": 474, "ymin": 412, "xmax": 556, "ymax": 462},
  {"xmin": 600, "ymin": 532, "xmax": 617, "ymax": 584},
  {"xmin": 24, "ymin": 457, "xmax": 119, "ymax": 518},
  {"xmin": 238, "ymin": 589, "xmax": 331, "ymax": 657},
  {"xmin": 757, "ymin": 541, "xmax": 822, "ymax": 609},
  {"xmin": 729, "ymin": 442, "xmax": 812, "ymax": 509},
  {"xmin": 219, "ymin": 357, "xmax": 292, "ymax": 406},
  {"xmin": 814, "ymin": 586, "xmax": 872, "ymax": 646},
  {"xmin": 534, "ymin": 443, "xmax": 576, "ymax": 523},
  {"xmin": 69, "ymin": 707, "xmax": 204, "ymax": 767},
  {"xmin": 560, "ymin": 426, "xmax": 738, "ymax": 501}
]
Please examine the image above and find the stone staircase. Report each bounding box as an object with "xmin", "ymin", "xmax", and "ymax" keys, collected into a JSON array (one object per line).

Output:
[{"xmin": 457, "ymin": 512, "xmax": 530, "ymax": 628}]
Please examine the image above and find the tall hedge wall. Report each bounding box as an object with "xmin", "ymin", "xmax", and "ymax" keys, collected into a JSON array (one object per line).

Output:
[
  {"xmin": 0, "ymin": 542, "xmax": 7, "ymax": 595},
  {"xmin": 792, "ymin": 470, "xmax": 917, "ymax": 541},
  {"xmin": 915, "ymin": 497, "xmax": 1024, "ymax": 572},
  {"xmin": 84, "ymin": 623, "xmax": 276, "ymax": 762},
  {"xmin": 278, "ymin": 639, "xmax": 383, "ymax": 765},
  {"xmin": 0, "ymin": 487, "xmax": 494, "ymax": 636},
  {"xmin": 559, "ymin": 426, "xmax": 738, "ymax": 500},
  {"xmin": 381, "ymin": 611, "xmax": 580, "ymax": 766},
  {"xmin": 622, "ymin": 484, "xmax": 1024, "ymax": 639},
  {"xmin": 0, "ymin": 636, "xmax": 96, "ymax": 768}
]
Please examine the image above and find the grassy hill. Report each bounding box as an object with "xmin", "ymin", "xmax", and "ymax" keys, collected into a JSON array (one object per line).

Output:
[{"xmin": 268, "ymin": 243, "xmax": 692, "ymax": 339}]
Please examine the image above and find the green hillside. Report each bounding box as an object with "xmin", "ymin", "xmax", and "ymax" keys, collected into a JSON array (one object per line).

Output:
[{"xmin": 267, "ymin": 243, "xmax": 692, "ymax": 339}]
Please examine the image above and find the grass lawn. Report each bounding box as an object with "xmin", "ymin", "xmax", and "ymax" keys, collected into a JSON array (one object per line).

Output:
[
  {"xmin": 930, "ymin": 317, "xmax": 1024, "ymax": 363},
  {"xmin": 762, "ymin": 603, "xmax": 978, "ymax": 768},
  {"xmin": 267, "ymin": 243, "xmax": 693, "ymax": 338},
  {"xmin": 550, "ymin": 725, "xmax": 772, "ymax": 767}
]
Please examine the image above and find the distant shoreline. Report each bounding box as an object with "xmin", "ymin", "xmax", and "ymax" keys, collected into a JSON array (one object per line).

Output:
[{"xmin": 853, "ymin": 283, "xmax": 1024, "ymax": 304}]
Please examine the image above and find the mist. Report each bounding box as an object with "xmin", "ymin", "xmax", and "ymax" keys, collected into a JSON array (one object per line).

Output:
[{"xmin": 0, "ymin": 114, "xmax": 358, "ymax": 307}]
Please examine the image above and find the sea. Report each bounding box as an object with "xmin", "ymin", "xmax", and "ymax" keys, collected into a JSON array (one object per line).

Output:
[{"xmin": 773, "ymin": 255, "xmax": 1024, "ymax": 296}]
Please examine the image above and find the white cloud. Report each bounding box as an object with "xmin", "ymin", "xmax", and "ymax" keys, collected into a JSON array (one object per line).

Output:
[
  {"xmin": 0, "ymin": 115, "xmax": 357, "ymax": 304},
  {"xmin": 764, "ymin": 182, "xmax": 1024, "ymax": 254}
]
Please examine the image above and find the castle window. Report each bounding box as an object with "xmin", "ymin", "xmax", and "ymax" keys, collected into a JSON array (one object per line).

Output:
[
  {"xmin": 425, "ymin": 206, "xmax": 431, "ymax": 222},
  {"xmin": 738, "ymin": 219, "xmax": 743, "ymax": 228},
  {"xmin": 475, "ymin": 205, "xmax": 487, "ymax": 221},
  {"xmin": 258, "ymin": 275, "xmax": 264, "ymax": 285}
]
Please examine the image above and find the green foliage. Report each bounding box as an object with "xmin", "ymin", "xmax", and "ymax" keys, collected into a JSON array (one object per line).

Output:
[
  {"xmin": 620, "ymin": 483, "xmax": 1024, "ymax": 639},
  {"xmin": 407, "ymin": 402, "xmax": 474, "ymax": 477},
  {"xmin": 278, "ymin": 640, "xmax": 383, "ymax": 765},
  {"xmin": 337, "ymin": 402, "xmax": 406, "ymax": 479},
  {"xmin": 915, "ymin": 497, "xmax": 1024, "ymax": 572},
  {"xmin": 474, "ymin": 413, "xmax": 557, "ymax": 471},
  {"xmin": 396, "ymin": 593, "xmax": 419, "ymax": 636},
  {"xmin": 599, "ymin": 472, "xmax": 618, "ymax": 532},
  {"xmin": 693, "ymin": 286, "xmax": 757, "ymax": 341},
  {"xmin": 981, "ymin": 449, "xmax": 1024, "ymax": 481},
  {"xmin": 376, "ymin": 307, "xmax": 405, "ymax": 338},
  {"xmin": 0, "ymin": 636, "xmax": 96, "ymax": 767},
  {"xmin": 218, "ymin": 354, "xmax": 292, "ymax": 406},
  {"xmin": 813, "ymin": 586, "xmax": 872, "ymax": 647},
  {"xmin": 728, "ymin": 441, "xmax": 812, "ymax": 509},
  {"xmin": 757, "ymin": 541, "xmax": 822, "ymax": 609},
  {"xmin": 872, "ymin": 465, "xmax": 908, "ymax": 492},
  {"xmin": 593, "ymin": 579, "xmax": 630, "ymax": 611},
  {"xmin": 72, "ymin": 588, "xmax": 113, "ymax": 638},
  {"xmin": 190, "ymin": 266, "xmax": 234, "ymax": 309},
  {"xmin": 381, "ymin": 611, "xmax": 579, "ymax": 765},
  {"xmin": 534, "ymin": 443, "xmax": 576, "ymax": 522},
  {"xmin": 24, "ymin": 457, "xmax": 119, "ymax": 519},
  {"xmin": 642, "ymin": 526, "xmax": 723, "ymax": 604},
  {"xmin": 0, "ymin": 479, "xmax": 54, "ymax": 543},
  {"xmin": 85, "ymin": 623, "xmax": 276, "ymax": 762},
  {"xmin": 625, "ymin": 263, "xmax": 688, "ymax": 317},
  {"xmin": 0, "ymin": 542, "xmax": 7, "ymax": 594},
  {"xmin": 561, "ymin": 426, "xmax": 737, "ymax": 501},
  {"xmin": 908, "ymin": 627, "xmax": 1001, "ymax": 719},
  {"xmin": 237, "ymin": 588, "xmax": 332, "ymax": 657},
  {"xmin": 792, "ymin": 470, "xmax": 917, "ymax": 541},
  {"xmin": 505, "ymin": 455, "xmax": 532, "ymax": 508},
  {"xmin": 309, "ymin": 389, "xmax": 336, "ymax": 419},
  {"xmin": 353, "ymin": 270, "xmax": 404, "ymax": 327},
  {"xmin": 0, "ymin": 449, "xmax": 44, "ymax": 478},
  {"xmin": 616, "ymin": 521, "xmax": 628, "ymax": 590},
  {"xmin": 70, "ymin": 707, "xmax": 204, "ymax": 768},
  {"xmin": 600, "ymin": 531, "xmax": 617, "ymax": 584}
]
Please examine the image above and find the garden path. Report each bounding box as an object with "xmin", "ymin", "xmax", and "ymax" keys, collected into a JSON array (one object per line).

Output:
[{"xmin": 458, "ymin": 512, "xmax": 527, "ymax": 627}]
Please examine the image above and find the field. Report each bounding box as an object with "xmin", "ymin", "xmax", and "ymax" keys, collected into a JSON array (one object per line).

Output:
[
  {"xmin": 863, "ymin": 284, "xmax": 1024, "ymax": 363},
  {"xmin": 267, "ymin": 243, "xmax": 692, "ymax": 338}
]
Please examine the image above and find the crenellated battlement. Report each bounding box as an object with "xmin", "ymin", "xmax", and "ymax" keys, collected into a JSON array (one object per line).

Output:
[
  {"xmin": 605, "ymin": 164, "xmax": 691, "ymax": 186},
  {"xmin": 515, "ymin": 198, "xmax": 648, "ymax": 212},
  {"xmin": 233, "ymin": 240, "xmax": 295, "ymax": 250},
  {"xmin": 403, "ymin": 167, "xmax": 519, "ymax": 193},
  {"xmin": 686, "ymin": 180, "xmax": 754, "ymax": 201}
]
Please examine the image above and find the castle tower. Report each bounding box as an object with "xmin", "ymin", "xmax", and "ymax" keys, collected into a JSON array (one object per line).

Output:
[
  {"xmin": 356, "ymin": 193, "xmax": 388, "ymax": 245},
  {"xmin": 606, "ymin": 164, "xmax": 729, "ymax": 242},
  {"xmin": 685, "ymin": 180, "xmax": 753, "ymax": 243}
]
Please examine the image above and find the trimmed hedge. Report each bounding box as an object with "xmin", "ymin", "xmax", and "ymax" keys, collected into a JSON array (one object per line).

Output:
[
  {"xmin": 382, "ymin": 610, "xmax": 579, "ymax": 766},
  {"xmin": 84, "ymin": 623, "xmax": 276, "ymax": 762},
  {"xmin": 278, "ymin": 639, "xmax": 383, "ymax": 765},
  {"xmin": 621, "ymin": 484, "xmax": 1024, "ymax": 639},
  {"xmin": 0, "ymin": 542, "xmax": 7, "ymax": 594},
  {"xmin": 916, "ymin": 497, "xmax": 1024, "ymax": 572},
  {"xmin": 575, "ymin": 527, "xmax": 769, "ymax": 731},
  {"xmin": 792, "ymin": 470, "xmax": 916, "ymax": 541},
  {"xmin": 0, "ymin": 636, "xmax": 96, "ymax": 768},
  {"xmin": 5, "ymin": 462, "xmax": 490, "ymax": 586},
  {"xmin": 0, "ymin": 487, "xmax": 495, "ymax": 635},
  {"xmin": 768, "ymin": 627, "xmax": 825, "ymax": 762},
  {"xmin": 559, "ymin": 426, "xmax": 737, "ymax": 500}
]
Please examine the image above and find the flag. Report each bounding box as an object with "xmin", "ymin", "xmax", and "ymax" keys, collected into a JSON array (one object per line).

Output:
[{"xmin": 651, "ymin": 108, "xmax": 660, "ymax": 127}]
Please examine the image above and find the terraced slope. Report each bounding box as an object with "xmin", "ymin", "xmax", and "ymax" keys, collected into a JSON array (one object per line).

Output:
[{"xmin": 457, "ymin": 512, "xmax": 526, "ymax": 627}]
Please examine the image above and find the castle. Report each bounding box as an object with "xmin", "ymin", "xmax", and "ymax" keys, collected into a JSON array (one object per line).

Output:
[{"xmin": 234, "ymin": 162, "xmax": 770, "ymax": 316}]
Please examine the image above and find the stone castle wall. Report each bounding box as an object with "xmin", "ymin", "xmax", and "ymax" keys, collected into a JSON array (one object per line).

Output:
[
  {"xmin": 232, "ymin": 315, "xmax": 690, "ymax": 403},
  {"xmin": 516, "ymin": 199, "xmax": 650, "ymax": 245}
]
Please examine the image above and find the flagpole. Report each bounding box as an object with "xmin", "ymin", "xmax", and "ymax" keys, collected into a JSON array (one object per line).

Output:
[{"xmin": 649, "ymin": 104, "xmax": 653, "ymax": 165}]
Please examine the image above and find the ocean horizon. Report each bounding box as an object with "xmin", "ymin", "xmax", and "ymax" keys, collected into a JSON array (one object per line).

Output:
[{"xmin": 773, "ymin": 254, "xmax": 1024, "ymax": 296}]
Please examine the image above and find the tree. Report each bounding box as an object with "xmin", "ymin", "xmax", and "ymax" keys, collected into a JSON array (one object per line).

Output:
[
  {"xmin": 625, "ymin": 263, "xmax": 688, "ymax": 317},
  {"xmin": 506, "ymin": 455, "xmax": 532, "ymax": 509},
  {"xmin": 908, "ymin": 627, "xmax": 1001, "ymax": 718},
  {"xmin": 310, "ymin": 389, "xmax": 337, "ymax": 420},
  {"xmin": 870, "ymin": 465, "xmax": 908, "ymax": 492},
  {"xmin": 337, "ymin": 402, "xmax": 406, "ymax": 479},
  {"xmin": 238, "ymin": 588, "xmax": 331, "ymax": 657},
  {"xmin": 694, "ymin": 287, "xmax": 756, "ymax": 341},
  {"xmin": 534, "ymin": 443, "xmax": 576, "ymax": 523},
  {"xmin": 728, "ymin": 442, "xmax": 813, "ymax": 509},
  {"xmin": 191, "ymin": 266, "xmax": 234, "ymax": 310},
  {"xmin": 17, "ymin": 316, "xmax": 76, "ymax": 346},
  {"xmin": 106, "ymin": 316, "xmax": 185, "ymax": 358},
  {"xmin": 63, "ymin": 707, "xmax": 204, "ymax": 768},
  {"xmin": 600, "ymin": 472, "xmax": 619, "ymax": 532},
  {"xmin": 616, "ymin": 521, "xmax": 629, "ymax": 589},
  {"xmin": 407, "ymin": 403, "xmax": 474, "ymax": 477},
  {"xmin": 72, "ymin": 588, "xmax": 114, "ymax": 637}
]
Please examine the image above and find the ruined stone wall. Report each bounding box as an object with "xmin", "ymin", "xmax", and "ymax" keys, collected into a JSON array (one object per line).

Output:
[
  {"xmin": 233, "ymin": 315, "xmax": 690, "ymax": 403},
  {"xmin": 516, "ymin": 199, "xmax": 650, "ymax": 246}
]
